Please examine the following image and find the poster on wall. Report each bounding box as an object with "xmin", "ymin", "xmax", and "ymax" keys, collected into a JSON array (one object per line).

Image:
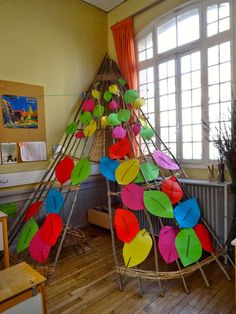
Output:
[
  {"xmin": 1, "ymin": 143, "xmax": 17, "ymax": 164},
  {"xmin": 2, "ymin": 95, "xmax": 38, "ymax": 129}
]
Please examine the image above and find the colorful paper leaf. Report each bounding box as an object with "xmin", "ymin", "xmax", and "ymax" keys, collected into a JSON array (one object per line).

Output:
[
  {"xmin": 16, "ymin": 218, "xmax": 38, "ymax": 253},
  {"xmin": 108, "ymin": 113, "xmax": 121, "ymax": 126},
  {"xmin": 118, "ymin": 77, "xmax": 126, "ymax": 87},
  {"xmin": 115, "ymin": 159, "xmax": 140, "ymax": 185},
  {"xmin": 194, "ymin": 223, "xmax": 214, "ymax": 253},
  {"xmin": 109, "ymin": 84, "xmax": 119, "ymax": 95},
  {"xmin": 121, "ymin": 184, "xmax": 144, "ymax": 210},
  {"xmin": 133, "ymin": 98, "xmax": 145, "ymax": 109},
  {"xmin": 112, "ymin": 126, "xmax": 127, "ymax": 139},
  {"xmin": 175, "ymin": 228, "xmax": 202, "ymax": 267},
  {"xmin": 71, "ymin": 158, "xmax": 91, "ymax": 185},
  {"xmin": 66, "ymin": 121, "xmax": 77, "ymax": 135},
  {"xmin": 93, "ymin": 105, "xmax": 104, "ymax": 118},
  {"xmin": 45, "ymin": 188, "xmax": 64, "ymax": 214},
  {"xmin": 134, "ymin": 162, "xmax": 159, "ymax": 183},
  {"xmin": 158, "ymin": 226, "xmax": 179, "ymax": 264},
  {"xmin": 75, "ymin": 130, "xmax": 85, "ymax": 138},
  {"xmin": 104, "ymin": 90, "xmax": 112, "ymax": 102},
  {"xmin": 99, "ymin": 156, "xmax": 119, "ymax": 181},
  {"xmin": 153, "ymin": 150, "xmax": 180, "ymax": 170},
  {"xmin": 144, "ymin": 190, "xmax": 174, "ymax": 218},
  {"xmin": 82, "ymin": 99, "xmax": 94, "ymax": 112},
  {"xmin": 101, "ymin": 116, "xmax": 108, "ymax": 128},
  {"xmin": 123, "ymin": 229, "xmax": 152, "ymax": 267},
  {"xmin": 132, "ymin": 123, "xmax": 141, "ymax": 135},
  {"xmin": 124, "ymin": 90, "xmax": 139, "ymax": 104},
  {"xmin": 109, "ymin": 137, "xmax": 132, "ymax": 160},
  {"xmin": 174, "ymin": 198, "xmax": 200, "ymax": 228},
  {"xmin": 92, "ymin": 89, "xmax": 101, "ymax": 100},
  {"xmin": 114, "ymin": 208, "xmax": 139, "ymax": 243},
  {"xmin": 23, "ymin": 201, "xmax": 42, "ymax": 222},
  {"xmin": 140, "ymin": 127, "xmax": 154, "ymax": 141},
  {"xmin": 29, "ymin": 230, "xmax": 51, "ymax": 263},
  {"xmin": 161, "ymin": 177, "xmax": 183, "ymax": 205},
  {"xmin": 39, "ymin": 213, "xmax": 63, "ymax": 246},
  {"xmin": 117, "ymin": 109, "xmax": 131, "ymax": 122},
  {"xmin": 55, "ymin": 156, "xmax": 74, "ymax": 185},
  {"xmin": 109, "ymin": 100, "xmax": 120, "ymax": 110},
  {"xmin": 80, "ymin": 111, "xmax": 92, "ymax": 125},
  {"xmin": 84, "ymin": 119, "xmax": 97, "ymax": 137}
]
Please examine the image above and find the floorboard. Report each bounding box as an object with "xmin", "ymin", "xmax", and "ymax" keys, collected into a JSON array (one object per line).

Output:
[{"xmin": 46, "ymin": 226, "xmax": 236, "ymax": 314}]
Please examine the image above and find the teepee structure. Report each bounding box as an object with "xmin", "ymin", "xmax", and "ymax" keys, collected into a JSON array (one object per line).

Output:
[{"xmin": 9, "ymin": 55, "xmax": 232, "ymax": 294}]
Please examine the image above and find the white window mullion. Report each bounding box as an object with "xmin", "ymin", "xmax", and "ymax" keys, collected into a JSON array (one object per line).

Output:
[{"xmin": 176, "ymin": 54, "xmax": 182, "ymax": 161}]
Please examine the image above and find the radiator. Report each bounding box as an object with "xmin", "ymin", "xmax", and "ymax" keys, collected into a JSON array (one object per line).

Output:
[{"xmin": 132, "ymin": 180, "xmax": 234, "ymax": 247}]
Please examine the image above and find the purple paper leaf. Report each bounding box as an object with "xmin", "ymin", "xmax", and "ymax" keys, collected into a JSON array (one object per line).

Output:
[
  {"xmin": 153, "ymin": 150, "xmax": 180, "ymax": 170},
  {"xmin": 158, "ymin": 226, "xmax": 179, "ymax": 264}
]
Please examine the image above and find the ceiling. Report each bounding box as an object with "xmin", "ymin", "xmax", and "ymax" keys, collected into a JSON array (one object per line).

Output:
[{"xmin": 82, "ymin": 0, "xmax": 126, "ymax": 13}]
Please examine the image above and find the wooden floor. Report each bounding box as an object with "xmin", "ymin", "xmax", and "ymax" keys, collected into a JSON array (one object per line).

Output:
[{"xmin": 46, "ymin": 226, "xmax": 236, "ymax": 314}]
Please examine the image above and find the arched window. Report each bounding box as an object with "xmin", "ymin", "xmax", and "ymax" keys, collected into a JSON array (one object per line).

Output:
[{"xmin": 136, "ymin": 0, "xmax": 234, "ymax": 164}]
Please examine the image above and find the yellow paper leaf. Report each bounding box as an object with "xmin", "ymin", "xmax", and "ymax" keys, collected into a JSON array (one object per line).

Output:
[
  {"xmin": 123, "ymin": 229, "xmax": 152, "ymax": 267},
  {"xmin": 109, "ymin": 84, "xmax": 119, "ymax": 95},
  {"xmin": 115, "ymin": 158, "xmax": 140, "ymax": 185},
  {"xmin": 101, "ymin": 116, "xmax": 108, "ymax": 128},
  {"xmin": 92, "ymin": 89, "xmax": 101, "ymax": 100},
  {"xmin": 133, "ymin": 98, "xmax": 145, "ymax": 109},
  {"xmin": 84, "ymin": 119, "xmax": 97, "ymax": 137}
]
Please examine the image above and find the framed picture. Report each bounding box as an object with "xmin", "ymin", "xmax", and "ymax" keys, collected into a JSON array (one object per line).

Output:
[{"xmin": 1, "ymin": 143, "xmax": 17, "ymax": 164}]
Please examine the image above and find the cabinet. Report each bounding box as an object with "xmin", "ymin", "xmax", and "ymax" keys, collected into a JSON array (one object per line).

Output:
[{"xmin": 0, "ymin": 262, "xmax": 46, "ymax": 313}]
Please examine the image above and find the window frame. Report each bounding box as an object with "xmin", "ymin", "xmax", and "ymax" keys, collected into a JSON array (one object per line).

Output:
[{"xmin": 136, "ymin": 0, "xmax": 235, "ymax": 167}]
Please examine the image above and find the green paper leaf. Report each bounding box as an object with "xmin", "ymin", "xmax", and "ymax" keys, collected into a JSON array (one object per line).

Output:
[
  {"xmin": 140, "ymin": 116, "xmax": 148, "ymax": 127},
  {"xmin": 124, "ymin": 90, "xmax": 139, "ymax": 104},
  {"xmin": 71, "ymin": 158, "xmax": 91, "ymax": 185},
  {"xmin": 80, "ymin": 112, "xmax": 92, "ymax": 125},
  {"xmin": 118, "ymin": 77, "xmax": 126, "ymax": 87},
  {"xmin": 144, "ymin": 190, "xmax": 174, "ymax": 218},
  {"xmin": 140, "ymin": 127, "xmax": 155, "ymax": 141},
  {"xmin": 66, "ymin": 121, "xmax": 77, "ymax": 135},
  {"xmin": 134, "ymin": 162, "xmax": 159, "ymax": 183},
  {"xmin": 175, "ymin": 228, "xmax": 202, "ymax": 267},
  {"xmin": 16, "ymin": 218, "xmax": 38, "ymax": 253},
  {"xmin": 0, "ymin": 202, "xmax": 17, "ymax": 217},
  {"xmin": 104, "ymin": 90, "xmax": 112, "ymax": 102},
  {"xmin": 118, "ymin": 109, "xmax": 131, "ymax": 122},
  {"xmin": 93, "ymin": 105, "xmax": 104, "ymax": 118},
  {"xmin": 107, "ymin": 113, "xmax": 121, "ymax": 126}
]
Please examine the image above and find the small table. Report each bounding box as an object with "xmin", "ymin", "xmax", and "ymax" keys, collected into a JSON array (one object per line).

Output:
[{"xmin": 0, "ymin": 262, "xmax": 47, "ymax": 313}]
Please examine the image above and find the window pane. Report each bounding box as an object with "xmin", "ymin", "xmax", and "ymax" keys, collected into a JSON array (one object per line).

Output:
[
  {"xmin": 147, "ymin": 67, "xmax": 154, "ymax": 83},
  {"xmin": 168, "ymin": 94, "xmax": 176, "ymax": 110},
  {"xmin": 139, "ymin": 70, "xmax": 147, "ymax": 85},
  {"xmin": 182, "ymin": 90, "xmax": 191, "ymax": 108},
  {"xmin": 209, "ymin": 141, "xmax": 219, "ymax": 160},
  {"xmin": 183, "ymin": 143, "xmax": 192, "ymax": 159},
  {"xmin": 191, "ymin": 52, "xmax": 201, "ymax": 71},
  {"xmin": 181, "ymin": 55, "xmax": 191, "ymax": 73},
  {"xmin": 192, "ymin": 88, "xmax": 201, "ymax": 107},
  {"xmin": 209, "ymin": 103, "xmax": 220, "ymax": 122},
  {"xmin": 192, "ymin": 124, "xmax": 202, "ymax": 141},
  {"xmin": 208, "ymin": 65, "xmax": 219, "ymax": 84},
  {"xmin": 221, "ymin": 102, "xmax": 231, "ymax": 121},
  {"xmin": 160, "ymin": 111, "xmax": 168, "ymax": 126},
  {"xmin": 138, "ymin": 38, "xmax": 145, "ymax": 52},
  {"xmin": 159, "ymin": 79, "xmax": 168, "ymax": 95},
  {"xmin": 182, "ymin": 108, "xmax": 191, "ymax": 125},
  {"xmin": 168, "ymin": 110, "xmax": 176, "ymax": 126},
  {"xmin": 168, "ymin": 143, "xmax": 176, "ymax": 157},
  {"xmin": 147, "ymin": 98, "xmax": 155, "ymax": 113},
  {"xmin": 220, "ymin": 62, "xmax": 231, "ymax": 82},
  {"xmin": 168, "ymin": 77, "xmax": 175, "ymax": 93},
  {"xmin": 219, "ymin": 17, "xmax": 230, "ymax": 32},
  {"xmin": 177, "ymin": 9, "xmax": 199, "ymax": 46},
  {"xmin": 168, "ymin": 60, "xmax": 175, "ymax": 77},
  {"xmin": 160, "ymin": 95, "xmax": 168, "ymax": 111},
  {"xmin": 191, "ymin": 70, "xmax": 201, "ymax": 88},
  {"xmin": 146, "ymin": 33, "xmax": 153, "ymax": 48},
  {"xmin": 209, "ymin": 84, "xmax": 219, "ymax": 103},
  {"xmin": 169, "ymin": 127, "xmax": 176, "ymax": 142},
  {"xmin": 182, "ymin": 125, "xmax": 192, "ymax": 141},
  {"xmin": 192, "ymin": 142, "xmax": 202, "ymax": 159},
  {"xmin": 219, "ymin": 3, "xmax": 229, "ymax": 19},
  {"xmin": 161, "ymin": 127, "xmax": 169, "ymax": 142},
  {"xmin": 159, "ymin": 62, "xmax": 167, "ymax": 80},
  {"xmin": 207, "ymin": 22, "xmax": 218, "ymax": 37},
  {"xmin": 220, "ymin": 82, "xmax": 231, "ymax": 101},
  {"xmin": 138, "ymin": 51, "xmax": 146, "ymax": 62},
  {"xmin": 158, "ymin": 18, "xmax": 177, "ymax": 53},
  {"xmin": 146, "ymin": 48, "xmax": 153, "ymax": 59},
  {"xmin": 208, "ymin": 46, "xmax": 219, "ymax": 66},
  {"xmin": 220, "ymin": 41, "xmax": 230, "ymax": 63},
  {"xmin": 192, "ymin": 107, "xmax": 201, "ymax": 124},
  {"xmin": 181, "ymin": 73, "xmax": 191, "ymax": 91},
  {"xmin": 207, "ymin": 4, "xmax": 218, "ymax": 23}
]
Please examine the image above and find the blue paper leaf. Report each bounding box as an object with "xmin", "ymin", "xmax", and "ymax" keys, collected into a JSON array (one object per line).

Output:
[
  {"xmin": 174, "ymin": 198, "xmax": 200, "ymax": 228},
  {"xmin": 45, "ymin": 188, "xmax": 64, "ymax": 214},
  {"xmin": 100, "ymin": 157, "xmax": 119, "ymax": 182}
]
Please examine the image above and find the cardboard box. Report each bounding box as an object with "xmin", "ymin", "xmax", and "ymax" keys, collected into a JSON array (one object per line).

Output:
[{"xmin": 87, "ymin": 207, "xmax": 110, "ymax": 230}]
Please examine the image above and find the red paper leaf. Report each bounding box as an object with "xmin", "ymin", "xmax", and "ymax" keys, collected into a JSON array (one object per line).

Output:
[
  {"xmin": 29, "ymin": 230, "xmax": 51, "ymax": 263},
  {"xmin": 55, "ymin": 157, "xmax": 74, "ymax": 185},
  {"xmin": 114, "ymin": 208, "xmax": 139, "ymax": 243},
  {"xmin": 109, "ymin": 137, "xmax": 132, "ymax": 160},
  {"xmin": 39, "ymin": 213, "xmax": 63, "ymax": 246},
  {"xmin": 194, "ymin": 223, "xmax": 214, "ymax": 253},
  {"xmin": 161, "ymin": 177, "xmax": 183, "ymax": 205},
  {"xmin": 23, "ymin": 201, "xmax": 42, "ymax": 223}
]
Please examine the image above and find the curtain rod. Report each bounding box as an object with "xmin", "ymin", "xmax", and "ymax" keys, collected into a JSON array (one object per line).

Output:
[{"xmin": 132, "ymin": 0, "xmax": 166, "ymax": 18}]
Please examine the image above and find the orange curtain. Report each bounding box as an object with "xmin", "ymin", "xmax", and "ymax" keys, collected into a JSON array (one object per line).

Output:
[{"xmin": 111, "ymin": 17, "xmax": 137, "ymax": 89}]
